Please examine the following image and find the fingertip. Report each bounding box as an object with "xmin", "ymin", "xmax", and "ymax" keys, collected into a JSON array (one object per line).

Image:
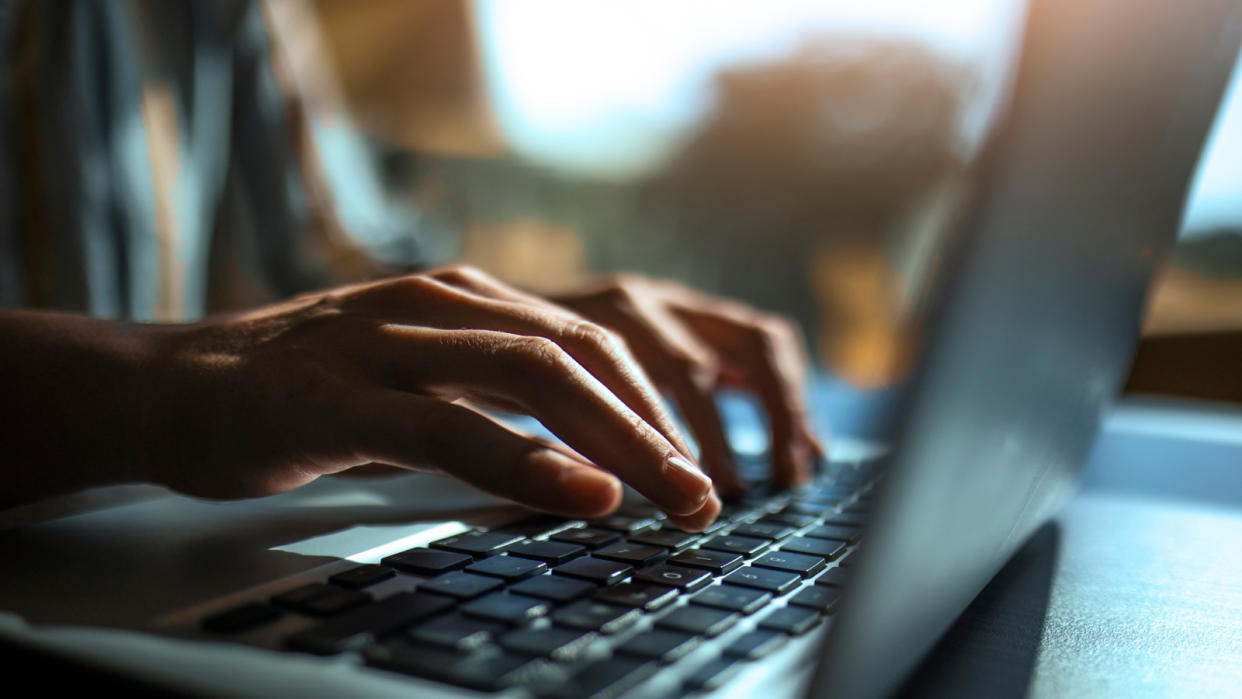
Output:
[
  {"xmin": 553, "ymin": 458, "xmax": 624, "ymax": 517},
  {"xmin": 665, "ymin": 491, "xmax": 722, "ymax": 533}
]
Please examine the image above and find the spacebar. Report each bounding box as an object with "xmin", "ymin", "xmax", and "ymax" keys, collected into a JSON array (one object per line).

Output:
[{"xmin": 286, "ymin": 592, "xmax": 454, "ymax": 655}]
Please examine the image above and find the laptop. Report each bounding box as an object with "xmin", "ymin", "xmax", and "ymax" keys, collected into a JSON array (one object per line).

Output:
[{"xmin": 0, "ymin": 0, "xmax": 1238, "ymax": 696}]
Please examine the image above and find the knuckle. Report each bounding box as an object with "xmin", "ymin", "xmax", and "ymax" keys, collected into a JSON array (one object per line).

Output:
[
  {"xmin": 435, "ymin": 264, "xmax": 491, "ymax": 286},
  {"xmin": 507, "ymin": 335, "xmax": 569, "ymax": 371}
]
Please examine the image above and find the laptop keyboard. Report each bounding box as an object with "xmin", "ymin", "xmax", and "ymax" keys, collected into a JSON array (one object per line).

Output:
[{"xmin": 200, "ymin": 458, "xmax": 879, "ymax": 696}]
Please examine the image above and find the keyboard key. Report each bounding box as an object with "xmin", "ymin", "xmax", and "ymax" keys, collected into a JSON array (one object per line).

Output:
[
  {"xmin": 723, "ymin": 630, "xmax": 787, "ymax": 660},
  {"xmin": 547, "ymin": 656, "xmax": 657, "ymax": 699},
  {"xmin": 302, "ymin": 588, "xmax": 372, "ymax": 617},
  {"xmin": 329, "ymin": 564, "xmax": 396, "ymax": 589},
  {"xmin": 690, "ymin": 585, "xmax": 771, "ymax": 615},
  {"xmin": 656, "ymin": 606, "xmax": 739, "ymax": 637},
  {"xmin": 271, "ymin": 582, "xmax": 336, "ymax": 611},
  {"xmin": 805, "ymin": 525, "xmax": 861, "ymax": 544},
  {"xmin": 591, "ymin": 515, "xmax": 659, "ymax": 533},
  {"xmin": 838, "ymin": 551, "xmax": 858, "ymax": 566},
  {"xmin": 759, "ymin": 606, "xmax": 821, "ymax": 635},
  {"xmin": 668, "ymin": 549, "xmax": 744, "ymax": 575},
  {"xmin": 731, "ymin": 523, "xmax": 797, "ymax": 541},
  {"xmin": 510, "ymin": 574, "xmax": 596, "ymax": 603},
  {"xmin": 407, "ymin": 612, "xmax": 507, "ymax": 651},
  {"xmin": 431, "ymin": 531, "xmax": 526, "ymax": 558},
  {"xmin": 419, "ymin": 571, "xmax": 504, "ymax": 600},
  {"xmin": 496, "ymin": 514, "xmax": 578, "ymax": 538},
  {"xmin": 498, "ymin": 627, "xmax": 597, "ymax": 661},
  {"xmin": 788, "ymin": 585, "xmax": 841, "ymax": 613},
  {"xmin": 785, "ymin": 501, "xmax": 827, "ymax": 516},
  {"xmin": 506, "ymin": 540, "xmax": 587, "ymax": 566},
  {"xmin": 615, "ymin": 629, "xmax": 700, "ymax": 663},
  {"xmin": 753, "ymin": 551, "xmax": 828, "ymax": 578},
  {"xmin": 594, "ymin": 581, "xmax": 678, "ymax": 612},
  {"xmin": 592, "ymin": 542, "xmax": 669, "ymax": 567},
  {"xmin": 365, "ymin": 639, "xmax": 545, "ymax": 692},
  {"xmin": 551, "ymin": 527, "xmax": 622, "ymax": 549},
  {"xmin": 286, "ymin": 592, "xmax": 453, "ymax": 655},
  {"xmin": 822, "ymin": 514, "xmax": 868, "ymax": 527},
  {"xmin": 723, "ymin": 567, "xmax": 801, "ymax": 595},
  {"xmin": 551, "ymin": 600, "xmax": 641, "ymax": 634},
  {"xmin": 632, "ymin": 564, "xmax": 712, "ymax": 592},
  {"xmin": 760, "ymin": 512, "xmax": 818, "ymax": 528},
  {"xmin": 465, "ymin": 555, "xmax": 547, "ymax": 581},
  {"xmin": 701, "ymin": 534, "xmax": 770, "ymax": 558},
  {"xmin": 627, "ymin": 528, "xmax": 700, "ymax": 551},
  {"xmin": 382, "ymin": 549, "xmax": 472, "ymax": 576},
  {"xmin": 684, "ymin": 658, "xmax": 742, "ymax": 692},
  {"xmin": 201, "ymin": 602, "xmax": 282, "ymax": 634},
  {"xmin": 815, "ymin": 567, "xmax": 850, "ymax": 587},
  {"xmin": 781, "ymin": 536, "xmax": 847, "ymax": 560},
  {"xmin": 461, "ymin": 592, "xmax": 550, "ymax": 624},
  {"xmin": 553, "ymin": 557, "xmax": 633, "ymax": 586}
]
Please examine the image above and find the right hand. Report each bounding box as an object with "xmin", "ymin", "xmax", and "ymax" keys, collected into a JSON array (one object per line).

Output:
[{"xmin": 135, "ymin": 266, "xmax": 721, "ymax": 530}]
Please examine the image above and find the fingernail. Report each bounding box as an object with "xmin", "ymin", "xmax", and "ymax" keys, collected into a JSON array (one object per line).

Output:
[{"xmin": 664, "ymin": 453, "xmax": 713, "ymax": 510}]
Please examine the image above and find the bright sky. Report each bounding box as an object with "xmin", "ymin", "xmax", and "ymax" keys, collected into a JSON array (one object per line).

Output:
[{"xmin": 474, "ymin": 0, "xmax": 1242, "ymax": 235}]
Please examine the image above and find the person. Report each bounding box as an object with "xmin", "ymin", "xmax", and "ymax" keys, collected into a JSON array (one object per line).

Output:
[{"xmin": 0, "ymin": 2, "xmax": 822, "ymax": 532}]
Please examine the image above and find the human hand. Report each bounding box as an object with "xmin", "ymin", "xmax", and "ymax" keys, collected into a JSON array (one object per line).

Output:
[
  {"xmin": 550, "ymin": 275, "xmax": 824, "ymax": 497},
  {"xmin": 136, "ymin": 266, "xmax": 720, "ymax": 530}
]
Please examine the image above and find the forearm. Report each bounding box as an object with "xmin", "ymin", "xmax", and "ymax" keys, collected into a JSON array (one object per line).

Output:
[{"xmin": 0, "ymin": 311, "xmax": 153, "ymax": 507}]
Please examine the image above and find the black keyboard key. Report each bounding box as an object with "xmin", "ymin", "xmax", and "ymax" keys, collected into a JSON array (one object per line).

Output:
[
  {"xmin": 431, "ymin": 531, "xmax": 526, "ymax": 558},
  {"xmin": 286, "ymin": 592, "xmax": 453, "ymax": 655},
  {"xmin": 668, "ymin": 549, "xmax": 744, "ymax": 575},
  {"xmin": 753, "ymin": 551, "xmax": 827, "ymax": 578},
  {"xmin": 822, "ymin": 514, "xmax": 867, "ymax": 527},
  {"xmin": 465, "ymin": 555, "xmax": 547, "ymax": 581},
  {"xmin": 498, "ymin": 627, "xmax": 597, "ymax": 661},
  {"xmin": 815, "ymin": 567, "xmax": 850, "ymax": 587},
  {"xmin": 553, "ymin": 557, "xmax": 633, "ymax": 586},
  {"xmin": 382, "ymin": 549, "xmax": 472, "ymax": 576},
  {"xmin": 551, "ymin": 600, "xmax": 641, "ymax": 634},
  {"xmin": 271, "ymin": 582, "xmax": 335, "ymax": 611},
  {"xmin": 701, "ymin": 534, "xmax": 770, "ymax": 558},
  {"xmin": 690, "ymin": 584, "xmax": 771, "ymax": 615},
  {"xmin": 592, "ymin": 542, "xmax": 668, "ymax": 567},
  {"xmin": 594, "ymin": 581, "xmax": 678, "ymax": 612},
  {"xmin": 788, "ymin": 585, "xmax": 841, "ymax": 613},
  {"xmin": 497, "ymin": 514, "xmax": 578, "ymax": 538},
  {"xmin": 723, "ymin": 630, "xmax": 787, "ymax": 660},
  {"xmin": 632, "ymin": 564, "xmax": 712, "ymax": 592},
  {"xmin": 547, "ymin": 656, "xmax": 657, "ymax": 699},
  {"xmin": 627, "ymin": 528, "xmax": 700, "ymax": 551},
  {"xmin": 506, "ymin": 540, "xmax": 587, "ymax": 566},
  {"xmin": 781, "ymin": 536, "xmax": 847, "ymax": 560},
  {"xmin": 407, "ymin": 612, "xmax": 507, "ymax": 651},
  {"xmin": 731, "ymin": 522, "xmax": 797, "ymax": 541},
  {"xmin": 419, "ymin": 571, "xmax": 504, "ymax": 600},
  {"xmin": 838, "ymin": 551, "xmax": 858, "ymax": 566},
  {"xmin": 510, "ymin": 574, "xmax": 596, "ymax": 603},
  {"xmin": 591, "ymin": 515, "xmax": 659, "ymax": 533},
  {"xmin": 329, "ymin": 564, "xmax": 396, "ymax": 589},
  {"xmin": 461, "ymin": 592, "xmax": 550, "ymax": 624},
  {"xmin": 656, "ymin": 606, "xmax": 739, "ymax": 637},
  {"xmin": 805, "ymin": 525, "xmax": 861, "ymax": 544},
  {"xmin": 760, "ymin": 512, "xmax": 818, "ymax": 528},
  {"xmin": 202, "ymin": 602, "xmax": 282, "ymax": 634},
  {"xmin": 759, "ymin": 606, "xmax": 821, "ymax": 635},
  {"xmin": 365, "ymin": 639, "xmax": 544, "ymax": 692},
  {"xmin": 551, "ymin": 527, "xmax": 622, "ymax": 549},
  {"xmin": 684, "ymin": 657, "xmax": 742, "ymax": 692},
  {"xmin": 615, "ymin": 629, "xmax": 700, "ymax": 663},
  {"xmin": 785, "ymin": 501, "xmax": 826, "ymax": 516},
  {"xmin": 302, "ymin": 588, "xmax": 372, "ymax": 617},
  {"xmin": 723, "ymin": 567, "xmax": 801, "ymax": 595}
]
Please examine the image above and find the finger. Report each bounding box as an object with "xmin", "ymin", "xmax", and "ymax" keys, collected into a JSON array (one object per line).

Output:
[
  {"xmin": 666, "ymin": 489, "xmax": 723, "ymax": 533},
  {"xmin": 367, "ymin": 325, "xmax": 715, "ymax": 516},
  {"xmin": 345, "ymin": 389, "xmax": 624, "ymax": 518},
  {"xmin": 572, "ymin": 294, "xmax": 747, "ymax": 498},
  {"xmin": 668, "ymin": 295, "xmax": 818, "ymax": 488},
  {"xmin": 348, "ymin": 272, "xmax": 700, "ymax": 467}
]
